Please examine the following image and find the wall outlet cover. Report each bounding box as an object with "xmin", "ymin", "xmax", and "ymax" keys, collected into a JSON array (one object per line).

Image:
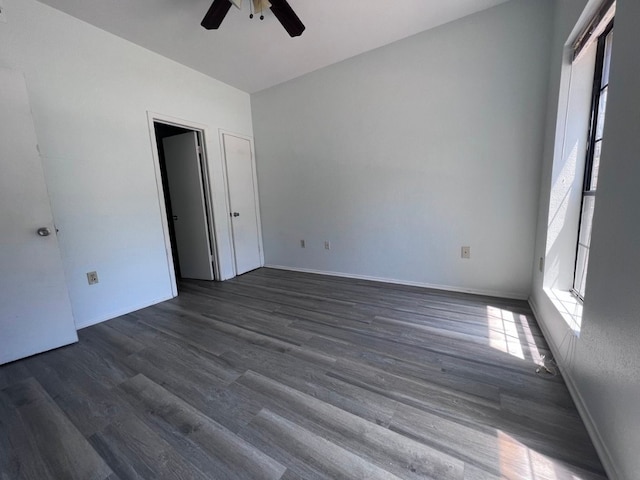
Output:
[
  {"xmin": 461, "ymin": 246, "xmax": 471, "ymax": 259},
  {"xmin": 87, "ymin": 271, "xmax": 99, "ymax": 285}
]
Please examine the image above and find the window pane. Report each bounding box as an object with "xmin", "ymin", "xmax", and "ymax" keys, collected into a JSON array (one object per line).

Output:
[
  {"xmin": 578, "ymin": 196, "xmax": 596, "ymax": 248},
  {"xmin": 596, "ymin": 87, "xmax": 608, "ymax": 140},
  {"xmin": 602, "ymin": 32, "xmax": 614, "ymax": 86},
  {"xmin": 574, "ymin": 196, "xmax": 596, "ymax": 297},
  {"xmin": 573, "ymin": 24, "xmax": 612, "ymax": 301},
  {"xmin": 574, "ymin": 244, "xmax": 590, "ymax": 298},
  {"xmin": 590, "ymin": 141, "xmax": 602, "ymax": 190}
]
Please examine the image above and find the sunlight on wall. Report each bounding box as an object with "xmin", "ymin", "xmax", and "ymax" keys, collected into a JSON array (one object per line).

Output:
[
  {"xmin": 545, "ymin": 255, "xmax": 561, "ymax": 292},
  {"xmin": 546, "ymin": 140, "xmax": 579, "ymax": 253},
  {"xmin": 544, "ymin": 288, "xmax": 582, "ymax": 334},
  {"xmin": 545, "ymin": 140, "xmax": 580, "ymax": 290}
]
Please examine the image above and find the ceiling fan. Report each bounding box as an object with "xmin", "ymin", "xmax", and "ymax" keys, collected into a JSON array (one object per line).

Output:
[{"xmin": 201, "ymin": 0, "xmax": 305, "ymax": 37}]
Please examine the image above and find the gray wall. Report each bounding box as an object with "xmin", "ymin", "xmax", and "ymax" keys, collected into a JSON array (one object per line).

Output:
[
  {"xmin": 531, "ymin": 0, "xmax": 640, "ymax": 478},
  {"xmin": 252, "ymin": 0, "xmax": 554, "ymax": 299}
]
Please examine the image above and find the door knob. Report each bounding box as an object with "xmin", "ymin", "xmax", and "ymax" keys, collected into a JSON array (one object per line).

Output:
[
  {"xmin": 37, "ymin": 227, "xmax": 51, "ymax": 237},
  {"xmin": 232, "ymin": 212, "xmax": 240, "ymax": 217}
]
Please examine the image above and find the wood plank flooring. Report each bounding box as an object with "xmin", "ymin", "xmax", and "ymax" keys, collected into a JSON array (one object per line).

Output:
[{"xmin": 0, "ymin": 268, "xmax": 607, "ymax": 479}]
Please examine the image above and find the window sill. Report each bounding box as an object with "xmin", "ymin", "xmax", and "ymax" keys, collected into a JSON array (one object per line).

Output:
[{"xmin": 543, "ymin": 288, "xmax": 583, "ymax": 335}]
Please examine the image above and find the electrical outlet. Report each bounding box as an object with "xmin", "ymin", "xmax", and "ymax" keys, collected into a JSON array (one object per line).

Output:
[
  {"xmin": 87, "ymin": 271, "xmax": 99, "ymax": 285},
  {"xmin": 461, "ymin": 246, "xmax": 470, "ymax": 259},
  {"xmin": 0, "ymin": 1, "xmax": 6, "ymax": 23},
  {"xmin": 300, "ymin": 239, "xmax": 306, "ymax": 248},
  {"xmin": 324, "ymin": 241, "xmax": 331, "ymax": 250}
]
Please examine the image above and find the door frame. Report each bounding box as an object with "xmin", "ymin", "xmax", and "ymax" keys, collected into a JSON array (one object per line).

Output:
[
  {"xmin": 219, "ymin": 129, "xmax": 265, "ymax": 275},
  {"xmin": 147, "ymin": 112, "xmax": 226, "ymax": 295}
]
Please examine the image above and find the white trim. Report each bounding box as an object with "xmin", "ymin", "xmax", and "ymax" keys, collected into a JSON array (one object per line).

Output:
[
  {"xmin": 219, "ymin": 130, "xmax": 265, "ymax": 274},
  {"xmin": 528, "ymin": 297, "xmax": 620, "ymax": 480},
  {"xmin": 247, "ymin": 134, "xmax": 265, "ymax": 267},
  {"xmin": 75, "ymin": 294, "xmax": 173, "ymax": 330},
  {"xmin": 146, "ymin": 112, "xmax": 178, "ymax": 296},
  {"xmin": 217, "ymin": 130, "xmax": 237, "ymax": 277},
  {"xmin": 195, "ymin": 129, "xmax": 223, "ymax": 281},
  {"xmin": 146, "ymin": 111, "xmax": 227, "ymax": 287},
  {"xmin": 265, "ymin": 264, "xmax": 529, "ymax": 300}
]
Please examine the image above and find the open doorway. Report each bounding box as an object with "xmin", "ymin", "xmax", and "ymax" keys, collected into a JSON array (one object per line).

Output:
[{"xmin": 153, "ymin": 121, "xmax": 218, "ymax": 287}]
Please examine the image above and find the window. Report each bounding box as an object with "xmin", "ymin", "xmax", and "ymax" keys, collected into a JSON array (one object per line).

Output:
[
  {"xmin": 543, "ymin": 2, "xmax": 615, "ymax": 331},
  {"xmin": 572, "ymin": 23, "xmax": 613, "ymax": 300}
]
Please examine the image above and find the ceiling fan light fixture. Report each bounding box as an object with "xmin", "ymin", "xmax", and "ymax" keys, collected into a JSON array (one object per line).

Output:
[{"xmin": 252, "ymin": 0, "xmax": 272, "ymax": 13}]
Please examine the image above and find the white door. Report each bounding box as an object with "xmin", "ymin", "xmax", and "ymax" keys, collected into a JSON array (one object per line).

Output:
[
  {"xmin": 222, "ymin": 133, "xmax": 263, "ymax": 275},
  {"xmin": 0, "ymin": 69, "xmax": 78, "ymax": 365},
  {"xmin": 163, "ymin": 132, "xmax": 215, "ymax": 280}
]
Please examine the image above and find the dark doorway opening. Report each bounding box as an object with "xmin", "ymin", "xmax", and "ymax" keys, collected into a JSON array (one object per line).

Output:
[{"xmin": 153, "ymin": 122, "xmax": 216, "ymax": 283}]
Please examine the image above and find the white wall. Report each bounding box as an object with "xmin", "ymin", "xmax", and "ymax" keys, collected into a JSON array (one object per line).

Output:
[
  {"xmin": 251, "ymin": 0, "xmax": 554, "ymax": 299},
  {"xmin": 531, "ymin": 0, "xmax": 640, "ymax": 478},
  {"xmin": 0, "ymin": 0, "xmax": 253, "ymax": 328}
]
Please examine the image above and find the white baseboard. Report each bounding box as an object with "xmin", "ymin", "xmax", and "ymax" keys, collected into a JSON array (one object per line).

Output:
[
  {"xmin": 265, "ymin": 264, "xmax": 528, "ymax": 300},
  {"xmin": 74, "ymin": 294, "xmax": 174, "ymax": 330},
  {"xmin": 528, "ymin": 297, "xmax": 619, "ymax": 480}
]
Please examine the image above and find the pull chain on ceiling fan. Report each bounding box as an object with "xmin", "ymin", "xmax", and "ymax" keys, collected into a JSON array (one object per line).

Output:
[{"xmin": 201, "ymin": 0, "xmax": 305, "ymax": 37}]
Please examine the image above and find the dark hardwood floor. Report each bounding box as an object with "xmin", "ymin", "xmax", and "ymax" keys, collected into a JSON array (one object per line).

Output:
[{"xmin": 0, "ymin": 268, "xmax": 607, "ymax": 479}]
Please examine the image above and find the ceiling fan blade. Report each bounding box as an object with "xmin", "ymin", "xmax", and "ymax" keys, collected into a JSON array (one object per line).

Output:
[
  {"xmin": 201, "ymin": 0, "xmax": 233, "ymax": 30},
  {"xmin": 269, "ymin": 0, "xmax": 305, "ymax": 37}
]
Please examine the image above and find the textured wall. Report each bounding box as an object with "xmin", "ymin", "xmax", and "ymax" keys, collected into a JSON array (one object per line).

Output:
[{"xmin": 531, "ymin": 0, "xmax": 640, "ymax": 477}]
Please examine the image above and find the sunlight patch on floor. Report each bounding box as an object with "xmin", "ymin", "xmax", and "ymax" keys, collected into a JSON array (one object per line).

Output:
[
  {"xmin": 518, "ymin": 313, "xmax": 543, "ymax": 365},
  {"xmin": 487, "ymin": 306, "xmax": 524, "ymax": 359},
  {"xmin": 497, "ymin": 430, "xmax": 591, "ymax": 479},
  {"xmin": 486, "ymin": 307, "xmax": 544, "ymax": 363}
]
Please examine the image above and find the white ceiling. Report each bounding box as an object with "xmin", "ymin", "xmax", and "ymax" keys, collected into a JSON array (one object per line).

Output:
[{"xmin": 37, "ymin": 0, "xmax": 510, "ymax": 93}]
